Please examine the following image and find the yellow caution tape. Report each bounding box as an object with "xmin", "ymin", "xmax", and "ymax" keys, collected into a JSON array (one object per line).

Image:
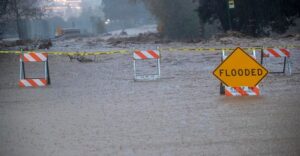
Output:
[
  {"xmin": 46, "ymin": 50, "xmax": 130, "ymax": 56},
  {"xmin": 0, "ymin": 50, "xmax": 130, "ymax": 55},
  {"xmin": 0, "ymin": 45, "xmax": 299, "ymax": 55},
  {"xmin": 159, "ymin": 47, "xmax": 262, "ymax": 52},
  {"xmin": 160, "ymin": 46, "xmax": 300, "ymax": 52},
  {"xmin": 0, "ymin": 50, "xmax": 20, "ymax": 54}
]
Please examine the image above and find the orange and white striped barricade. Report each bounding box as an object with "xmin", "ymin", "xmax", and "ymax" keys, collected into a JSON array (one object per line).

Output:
[
  {"xmin": 225, "ymin": 86, "xmax": 260, "ymax": 96},
  {"xmin": 133, "ymin": 49, "xmax": 161, "ymax": 80},
  {"xmin": 19, "ymin": 50, "xmax": 51, "ymax": 87},
  {"xmin": 260, "ymin": 48, "xmax": 292, "ymax": 75},
  {"xmin": 220, "ymin": 49, "xmax": 260, "ymax": 96}
]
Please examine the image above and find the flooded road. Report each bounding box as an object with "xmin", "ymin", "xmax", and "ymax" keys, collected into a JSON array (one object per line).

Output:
[{"xmin": 0, "ymin": 50, "xmax": 300, "ymax": 156}]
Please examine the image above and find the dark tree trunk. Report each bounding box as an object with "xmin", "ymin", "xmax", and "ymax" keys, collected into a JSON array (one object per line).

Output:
[{"xmin": 12, "ymin": 0, "xmax": 22, "ymax": 39}]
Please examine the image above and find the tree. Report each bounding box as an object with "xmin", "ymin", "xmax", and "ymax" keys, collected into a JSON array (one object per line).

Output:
[
  {"xmin": 135, "ymin": 0, "xmax": 202, "ymax": 40},
  {"xmin": 0, "ymin": 0, "xmax": 9, "ymax": 37},
  {"xmin": 80, "ymin": 1, "xmax": 106, "ymax": 34},
  {"xmin": 1, "ymin": 0, "xmax": 42, "ymax": 39},
  {"xmin": 198, "ymin": 0, "xmax": 300, "ymax": 36},
  {"xmin": 0, "ymin": 0, "xmax": 8, "ymax": 15},
  {"xmin": 103, "ymin": 0, "xmax": 151, "ymax": 29}
]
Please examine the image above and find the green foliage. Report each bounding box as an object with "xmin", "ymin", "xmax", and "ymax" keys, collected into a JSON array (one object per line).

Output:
[
  {"xmin": 95, "ymin": 17, "xmax": 106, "ymax": 34},
  {"xmin": 3, "ymin": 0, "xmax": 42, "ymax": 19},
  {"xmin": 0, "ymin": 0, "xmax": 43, "ymax": 39},
  {"xmin": 137, "ymin": 0, "xmax": 202, "ymax": 40},
  {"xmin": 198, "ymin": 0, "xmax": 300, "ymax": 36},
  {"xmin": 0, "ymin": 0, "xmax": 8, "ymax": 15}
]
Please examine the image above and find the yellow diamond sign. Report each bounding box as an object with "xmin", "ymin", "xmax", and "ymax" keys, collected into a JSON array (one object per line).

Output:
[{"xmin": 213, "ymin": 47, "xmax": 268, "ymax": 87}]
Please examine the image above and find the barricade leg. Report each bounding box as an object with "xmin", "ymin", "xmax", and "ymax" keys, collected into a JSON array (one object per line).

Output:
[
  {"xmin": 46, "ymin": 60, "xmax": 51, "ymax": 84},
  {"xmin": 20, "ymin": 61, "xmax": 26, "ymax": 80},
  {"xmin": 220, "ymin": 83, "xmax": 225, "ymax": 95},
  {"xmin": 283, "ymin": 57, "xmax": 287, "ymax": 73},
  {"xmin": 286, "ymin": 57, "xmax": 292, "ymax": 76},
  {"xmin": 157, "ymin": 58, "xmax": 161, "ymax": 78},
  {"xmin": 133, "ymin": 59, "xmax": 137, "ymax": 80}
]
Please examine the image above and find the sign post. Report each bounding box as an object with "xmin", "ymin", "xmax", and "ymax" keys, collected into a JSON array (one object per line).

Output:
[
  {"xmin": 228, "ymin": 0, "xmax": 235, "ymax": 9},
  {"xmin": 227, "ymin": 0, "xmax": 235, "ymax": 30}
]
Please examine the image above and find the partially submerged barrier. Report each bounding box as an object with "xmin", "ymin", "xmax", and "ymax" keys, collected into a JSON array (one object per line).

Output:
[
  {"xmin": 133, "ymin": 49, "xmax": 161, "ymax": 81},
  {"xmin": 260, "ymin": 48, "xmax": 292, "ymax": 75},
  {"xmin": 218, "ymin": 49, "xmax": 263, "ymax": 96},
  {"xmin": 19, "ymin": 50, "xmax": 50, "ymax": 87}
]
